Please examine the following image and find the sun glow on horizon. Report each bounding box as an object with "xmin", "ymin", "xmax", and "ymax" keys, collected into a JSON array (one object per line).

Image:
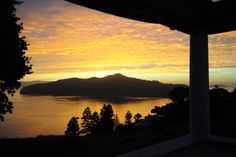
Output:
[{"xmin": 17, "ymin": 0, "xmax": 236, "ymax": 88}]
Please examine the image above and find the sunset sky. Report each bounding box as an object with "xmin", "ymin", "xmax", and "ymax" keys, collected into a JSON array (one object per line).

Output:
[{"xmin": 17, "ymin": 0, "xmax": 236, "ymax": 90}]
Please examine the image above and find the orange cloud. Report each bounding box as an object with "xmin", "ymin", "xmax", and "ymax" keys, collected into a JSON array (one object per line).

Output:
[{"xmin": 17, "ymin": 0, "xmax": 236, "ymax": 87}]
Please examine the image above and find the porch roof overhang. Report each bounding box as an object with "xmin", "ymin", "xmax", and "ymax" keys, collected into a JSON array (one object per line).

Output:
[{"xmin": 66, "ymin": 0, "xmax": 236, "ymax": 35}]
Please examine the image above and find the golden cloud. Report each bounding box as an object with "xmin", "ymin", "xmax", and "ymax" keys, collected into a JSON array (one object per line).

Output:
[{"xmin": 17, "ymin": 0, "xmax": 236, "ymax": 86}]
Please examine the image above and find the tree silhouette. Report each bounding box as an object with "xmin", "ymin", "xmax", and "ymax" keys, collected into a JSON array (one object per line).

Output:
[
  {"xmin": 125, "ymin": 110, "xmax": 132, "ymax": 126},
  {"xmin": 81, "ymin": 107, "xmax": 93, "ymax": 134},
  {"xmin": 151, "ymin": 106, "xmax": 162, "ymax": 116},
  {"xmin": 210, "ymin": 86, "xmax": 229, "ymax": 98},
  {"xmin": 91, "ymin": 111, "xmax": 101, "ymax": 134},
  {"xmin": 65, "ymin": 116, "xmax": 80, "ymax": 137},
  {"xmin": 168, "ymin": 87, "xmax": 189, "ymax": 104},
  {"xmin": 114, "ymin": 114, "xmax": 120, "ymax": 128},
  {"xmin": 0, "ymin": 92, "xmax": 13, "ymax": 121},
  {"xmin": 100, "ymin": 104, "xmax": 114, "ymax": 133},
  {"xmin": 0, "ymin": 0, "xmax": 32, "ymax": 121},
  {"xmin": 149, "ymin": 87, "xmax": 190, "ymax": 125},
  {"xmin": 210, "ymin": 86, "xmax": 232, "ymax": 124},
  {"xmin": 134, "ymin": 113, "xmax": 142, "ymax": 126}
]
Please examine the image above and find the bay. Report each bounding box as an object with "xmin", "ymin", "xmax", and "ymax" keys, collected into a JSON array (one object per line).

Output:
[{"xmin": 0, "ymin": 92, "xmax": 170, "ymax": 138}]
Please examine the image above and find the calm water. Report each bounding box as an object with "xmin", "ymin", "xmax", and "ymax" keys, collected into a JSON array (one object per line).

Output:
[{"xmin": 0, "ymin": 92, "xmax": 170, "ymax": 138}]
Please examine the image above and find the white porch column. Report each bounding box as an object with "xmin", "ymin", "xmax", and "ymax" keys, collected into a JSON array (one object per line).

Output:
[{"xmin": 190, "ymin": 30, "xmax": 210, "ymax": 139}]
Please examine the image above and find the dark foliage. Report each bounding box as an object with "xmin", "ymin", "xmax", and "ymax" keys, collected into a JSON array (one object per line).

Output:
[
  {"xmin": 150, "ymin": 86, "xmax": 236, "ymax": 137},
  {"xmin": 114, "ymin": 114, "xmax": 120, "ymax": 128},
  {"xmin": 81, "ymin": 107, "xmax": 93, "ymax": 134},
  {"xmin": 209, "ymin": 86, "xmax": 236, "ymax": 137},
  {"xmin": 124, "ymin": 110, "xmax": 132, "ymax": 126},
  {"xmin": 81, "ymin": 107, "xmax": 102, "ymax": 135},
  {"xmin": 0, "ymin": 0, "xmax": 32, "ymax": 121},
  {"xmin": 134, "ymin": 113, "xmax": 142, "ymax": 126},
  {"xmin": 151, "ymin": 87, "xmax": 189, "ymax": 125},
  {"xmin": 151, "ymin": 87, "xmax": 190, "ymax": 125},
  {"xmin": 149, "ymin": 87, "xmax": 189, "ymax": 125},
  {"xmin": 65, "ymin": 116, "xmax": 80, "ymax": 137},
  {"xmin": 100, "ymin": 104, "xmax": 114, "ymax": 133},
  {"xmin": 151, "ymin": 106, "xmax": 162, "ymax": 116},
  {"xmin": 210, "ymin": 87, "xmax": 235, "ymax": 124},
  {"xmin": 90, "ymin": 111, "xmax": 101, "ymax": 134},
  {"xmin": 168, "ymin": 87, "xmax": 189, "ymax": 104},
  {"xmin": 0, "ymin": 92, "xmax": 13, "ymax": 121}
]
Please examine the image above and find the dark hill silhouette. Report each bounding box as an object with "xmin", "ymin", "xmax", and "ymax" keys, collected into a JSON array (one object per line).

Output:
[
  {"xmin": 20, "ymin": 81, "xmax": 48, "ymax": 88},
  {"xmin": 20, "ymin": 73, "xmax": 187, "ymax": 97}
]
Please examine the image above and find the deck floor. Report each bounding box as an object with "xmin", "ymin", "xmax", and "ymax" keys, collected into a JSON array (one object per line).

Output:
[{"xmin": 161, "ymin": 140, "xmax": 236, "ymax": 157}]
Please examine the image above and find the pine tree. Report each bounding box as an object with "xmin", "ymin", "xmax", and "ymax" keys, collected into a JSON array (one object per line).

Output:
[
  {"xmin": 100, "ymin": 104, "xmax": 114, "ymax": 133},
  {"xmin": 65, "ymin": 116, "xmax": 80, "ymax": 137},
  {"xmin": 81, "ymin": 107, "xmax": 93, "ymax": 134},
  {"xmin": 91, "ymin": 111, "xmax": 101, "ymax": 134}
]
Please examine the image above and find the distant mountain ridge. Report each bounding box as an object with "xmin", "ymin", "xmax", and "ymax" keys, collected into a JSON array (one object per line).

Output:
[
  {"xmin": 20, "ymin": 81, "xmax": 48, "ymax": 88},
  {"xmin": 20, "ymin": 73, "xmax": 187, "ymax": 97}
]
